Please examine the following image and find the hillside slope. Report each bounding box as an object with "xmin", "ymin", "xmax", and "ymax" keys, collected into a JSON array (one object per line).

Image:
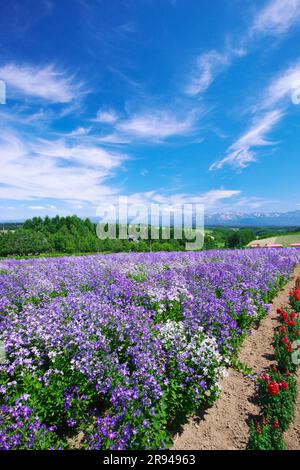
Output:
[{"xmin": 248, "ymin": 233, "xmax": 300, "ymax": 248}]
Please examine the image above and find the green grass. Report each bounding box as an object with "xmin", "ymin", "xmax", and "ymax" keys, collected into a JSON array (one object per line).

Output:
[
  {"xmin": 0, "ymin": 251, "xmax": 112, "ymax": 261},
  {"xmin": 248, "ymin": 232, "xmax": 300, "ymax": 248}
]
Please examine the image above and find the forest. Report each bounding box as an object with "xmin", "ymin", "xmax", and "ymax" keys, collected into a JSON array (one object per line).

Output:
[{"xmin": 0, "ymin": 215, "xmax": 258, "ymax": 257}]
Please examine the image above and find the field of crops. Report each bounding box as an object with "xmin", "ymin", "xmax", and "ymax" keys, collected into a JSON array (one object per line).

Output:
[{"xmin": 0, "ymin": 249, "xmax": 300, "ymax": 450}]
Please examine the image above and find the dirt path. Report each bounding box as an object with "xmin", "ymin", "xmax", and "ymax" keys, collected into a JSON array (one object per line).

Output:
[{"xmin": 173, "ymin": 264, "xmax": 300, "ymax": 450}]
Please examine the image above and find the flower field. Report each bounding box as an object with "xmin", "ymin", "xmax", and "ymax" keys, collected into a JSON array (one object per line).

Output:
[{"xmin": 0, "ymin": 249, "xmax": 299, "ymax": 450}]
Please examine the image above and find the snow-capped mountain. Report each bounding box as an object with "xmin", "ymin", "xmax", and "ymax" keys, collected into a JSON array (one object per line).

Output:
[{"xmin": 204, "ymin": 210, "xmax": 300, "ymax": 226}]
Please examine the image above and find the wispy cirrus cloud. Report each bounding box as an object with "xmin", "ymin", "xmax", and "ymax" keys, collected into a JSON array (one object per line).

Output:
[
  {"xmin": 95, "ymin": 133, "xmax": 131, "ymax": 145},
  {"xmin": 28, "ymin": 204, "xmax": 57, "ymax": 211},
  {"xmin": 210, "ymin": 109, "xmax": 283, "ymax": 170},
  {"xmin": 93, "ymin": 108, "xmax": 119, "ymax": 123},
  {"xmin": 33, "ymin": 137, "xmax": 126, "ymax": 170},
  {"xmin": 234, "ymin": 196, "xmax": 274, "ymax": 210},
  {"xmin": 184, "ymin": 50, "xmax": 229, "ymax": 96},
  {"xmin": 210, "ymin": 57, "xmax": 300, "ymax": 171},
  {"xmin": 0, "ymin": 129, "xmax": 127, "ymax": 202},
  {"xmin": 261, "ymin": 61, "xmax": 300, "ymax": 108},
  {"xmin": 116, "ymin": 188, "xmax": 241, "ymax": 215},
  {"xmin": 185, "ymin": 0, "xmax": 300, "ymax": 98},
  {"xmin": 185, "ymin": 48, "xmax": 244, "ymax": 96},
  {"xmin": 115, "ymin": 108, "xmax": 198, "ymax": 141},
  {"xmin": 67, "ymin": 126, "xmax": 91, "ymax": 137},
  {"xmin": 70, "ymin": 106, "xmax": 198, "ymax": 144},
  {"xmin": 207, "ymin": 3, "xmax": 300, "ymax": 174},
  {"xmin": 0, "ymin": 63, "xmax": 84, "ymax": 103},
  {"xmin": 110, "ymin": 188, "xmax": 241, "ymax": 212},
  {"xmin": 0, "ymin": 104, "xmax": 55, "ymax": 128},
  {"xmin": 252, "ymin": 0, "xmax": 300, "ymax": 36},
  {"xmin": 195, "ymin": 189, "xmax": 241, "ymax": 207}
]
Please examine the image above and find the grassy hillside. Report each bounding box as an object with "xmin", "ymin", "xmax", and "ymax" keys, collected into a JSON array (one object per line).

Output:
[{"xmin": 248, "ymin": 232, "xmax": 300, "ymax": 247}]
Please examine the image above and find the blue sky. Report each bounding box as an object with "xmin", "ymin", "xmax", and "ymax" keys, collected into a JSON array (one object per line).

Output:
[{"xmin": 1, "ymin": 0, "xmax": 300, "ymax": 221}]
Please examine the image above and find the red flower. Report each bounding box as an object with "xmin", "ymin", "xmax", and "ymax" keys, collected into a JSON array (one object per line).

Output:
[
  {"xmin": 295, "ymin": 289, "xmax": 300, "ymax": 301},
  {"xmin": 272, "ymin": 420, "xmax": 280, "ymax": 429},
  {"xmin": 290, "ymin": 312, "xmax": 296, "ymax": 319},
  {"xmin": 256, "ymin": 426, "xmax": 262, "ymax": 435},
  {"xmin": 261, "ymin": 374, "xmax": 270, "ymax": 381},
  {"xmin": 281, "ymin": 312, "xmax": 288, "ymax": 321},
  {"xmin": 289, "ymin": 320, "xmax": 297, "ymax": 327},
  {"xmin": 268, "ymin": 382, "xmax": 280, "ymax": 396},
  {"xmin": 286, "ymin": 344, "xmax": 293, "ymax": 353},
  {"xmin": 281, "ymin": 336, "xmax": 288, "ymax": 344},
  {"xmin": 279, "ymin": 326, "xmax": 286, "ymax": 333},
  {"xmin": 280, "ymin": 381, "xmax": 289, "ymax": 390}
]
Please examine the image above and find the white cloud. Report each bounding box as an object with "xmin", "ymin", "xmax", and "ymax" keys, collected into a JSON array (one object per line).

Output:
[
  {"xmin": 28, "ymin": 205, "xmax": 46, "ymax": 210},
  {"xmin": 234, "ymin": 197, "xmax": 271, "ymax": 210},
  {"xmin": 116, "ymin": 108, "xmax": 197, "ymax": 140},
  {"xmin": 210, "ymin": 58, "xmax": 300, "ymax": 172},
  {"xmin": 28, "ymin": 204, "xmax": 58, "ymax": 211},
  {"xmin": 262, "ymin": 62, "xmax": 300, "ymax": 108},
  {"xmin": 252, "ymin": 0, "xmax": 300, "ymax": 35},
  {"xmin": 185, "ymin": 50, "xmax": 231, "ymax": 96},
  {"xmin": 95, "ymin": 133, "xmax": 131, "ymax": 144},
  {"xmin": 110, "ymin": 188, "xmax": 241, "ymax": 210},
  {"xmin": 184, "ymin": 1, "xmax": 300, "ymax": 98},
  {"xmin": 67, "ymin": 126, "xmax": 91, "ymax": 137},
  {"xmin": 0, "ymin": 129, "xmax": 127, "ymax": 202},
  {"xmin": 33, "ymin": 138, "xmax": 125, "ymax": 170},
  {"xmin": 0, "ymin": 63, "xmax": 83, "ymax": 103},
  {"xmin": 0, "ymin": 106, "xmax": 54, "ymax": 127},
  {"xmin": 210, "ymin": 110, "xmax": 283, "ymax": 170},
  {"xmin": 197, "ymin": 189, "xmax": 241, "ymax": 206},
  {"xmin": 93, "ymin": 109, "xmax": 119, "ymax": 123}
]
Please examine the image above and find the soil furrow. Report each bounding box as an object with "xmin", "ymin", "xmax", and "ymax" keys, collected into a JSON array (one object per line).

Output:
[{"xmin": 173, "ymin": 264, "xmax": 300, "ymax": 450}]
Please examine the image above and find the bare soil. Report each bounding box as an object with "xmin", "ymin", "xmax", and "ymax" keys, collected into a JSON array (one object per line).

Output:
[{"xmin": 173, "ymin": 264, "xmax": 300, "ymax": 450}]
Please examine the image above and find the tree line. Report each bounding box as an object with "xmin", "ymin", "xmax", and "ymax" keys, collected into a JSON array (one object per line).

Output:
[{"xmin": 0, "ymin": 215, "xmax": 256, "ymax": 257}]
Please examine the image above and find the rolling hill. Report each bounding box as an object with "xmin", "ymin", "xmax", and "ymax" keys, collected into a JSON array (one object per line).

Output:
[{"xmin": 248, "ymin": 232, "xmax": 300, "ymax": 248}]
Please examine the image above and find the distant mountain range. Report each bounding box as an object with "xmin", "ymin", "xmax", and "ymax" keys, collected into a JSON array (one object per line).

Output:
[
  {"xmin": 204, "ymin": 210, "xmax": 300, "ymax": 227},
  {"xmin": 2, "ymin": 210, "xmax": 300, "ymax": 227},
  {"xmin": 92, "ymin": 210, "xmax": 300, "ymax": 227}
]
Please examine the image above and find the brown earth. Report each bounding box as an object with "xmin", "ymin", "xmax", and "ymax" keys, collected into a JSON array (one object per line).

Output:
[{"xmin": 173, "ymin": 264, "xmax": 300, "ymax": 450}]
